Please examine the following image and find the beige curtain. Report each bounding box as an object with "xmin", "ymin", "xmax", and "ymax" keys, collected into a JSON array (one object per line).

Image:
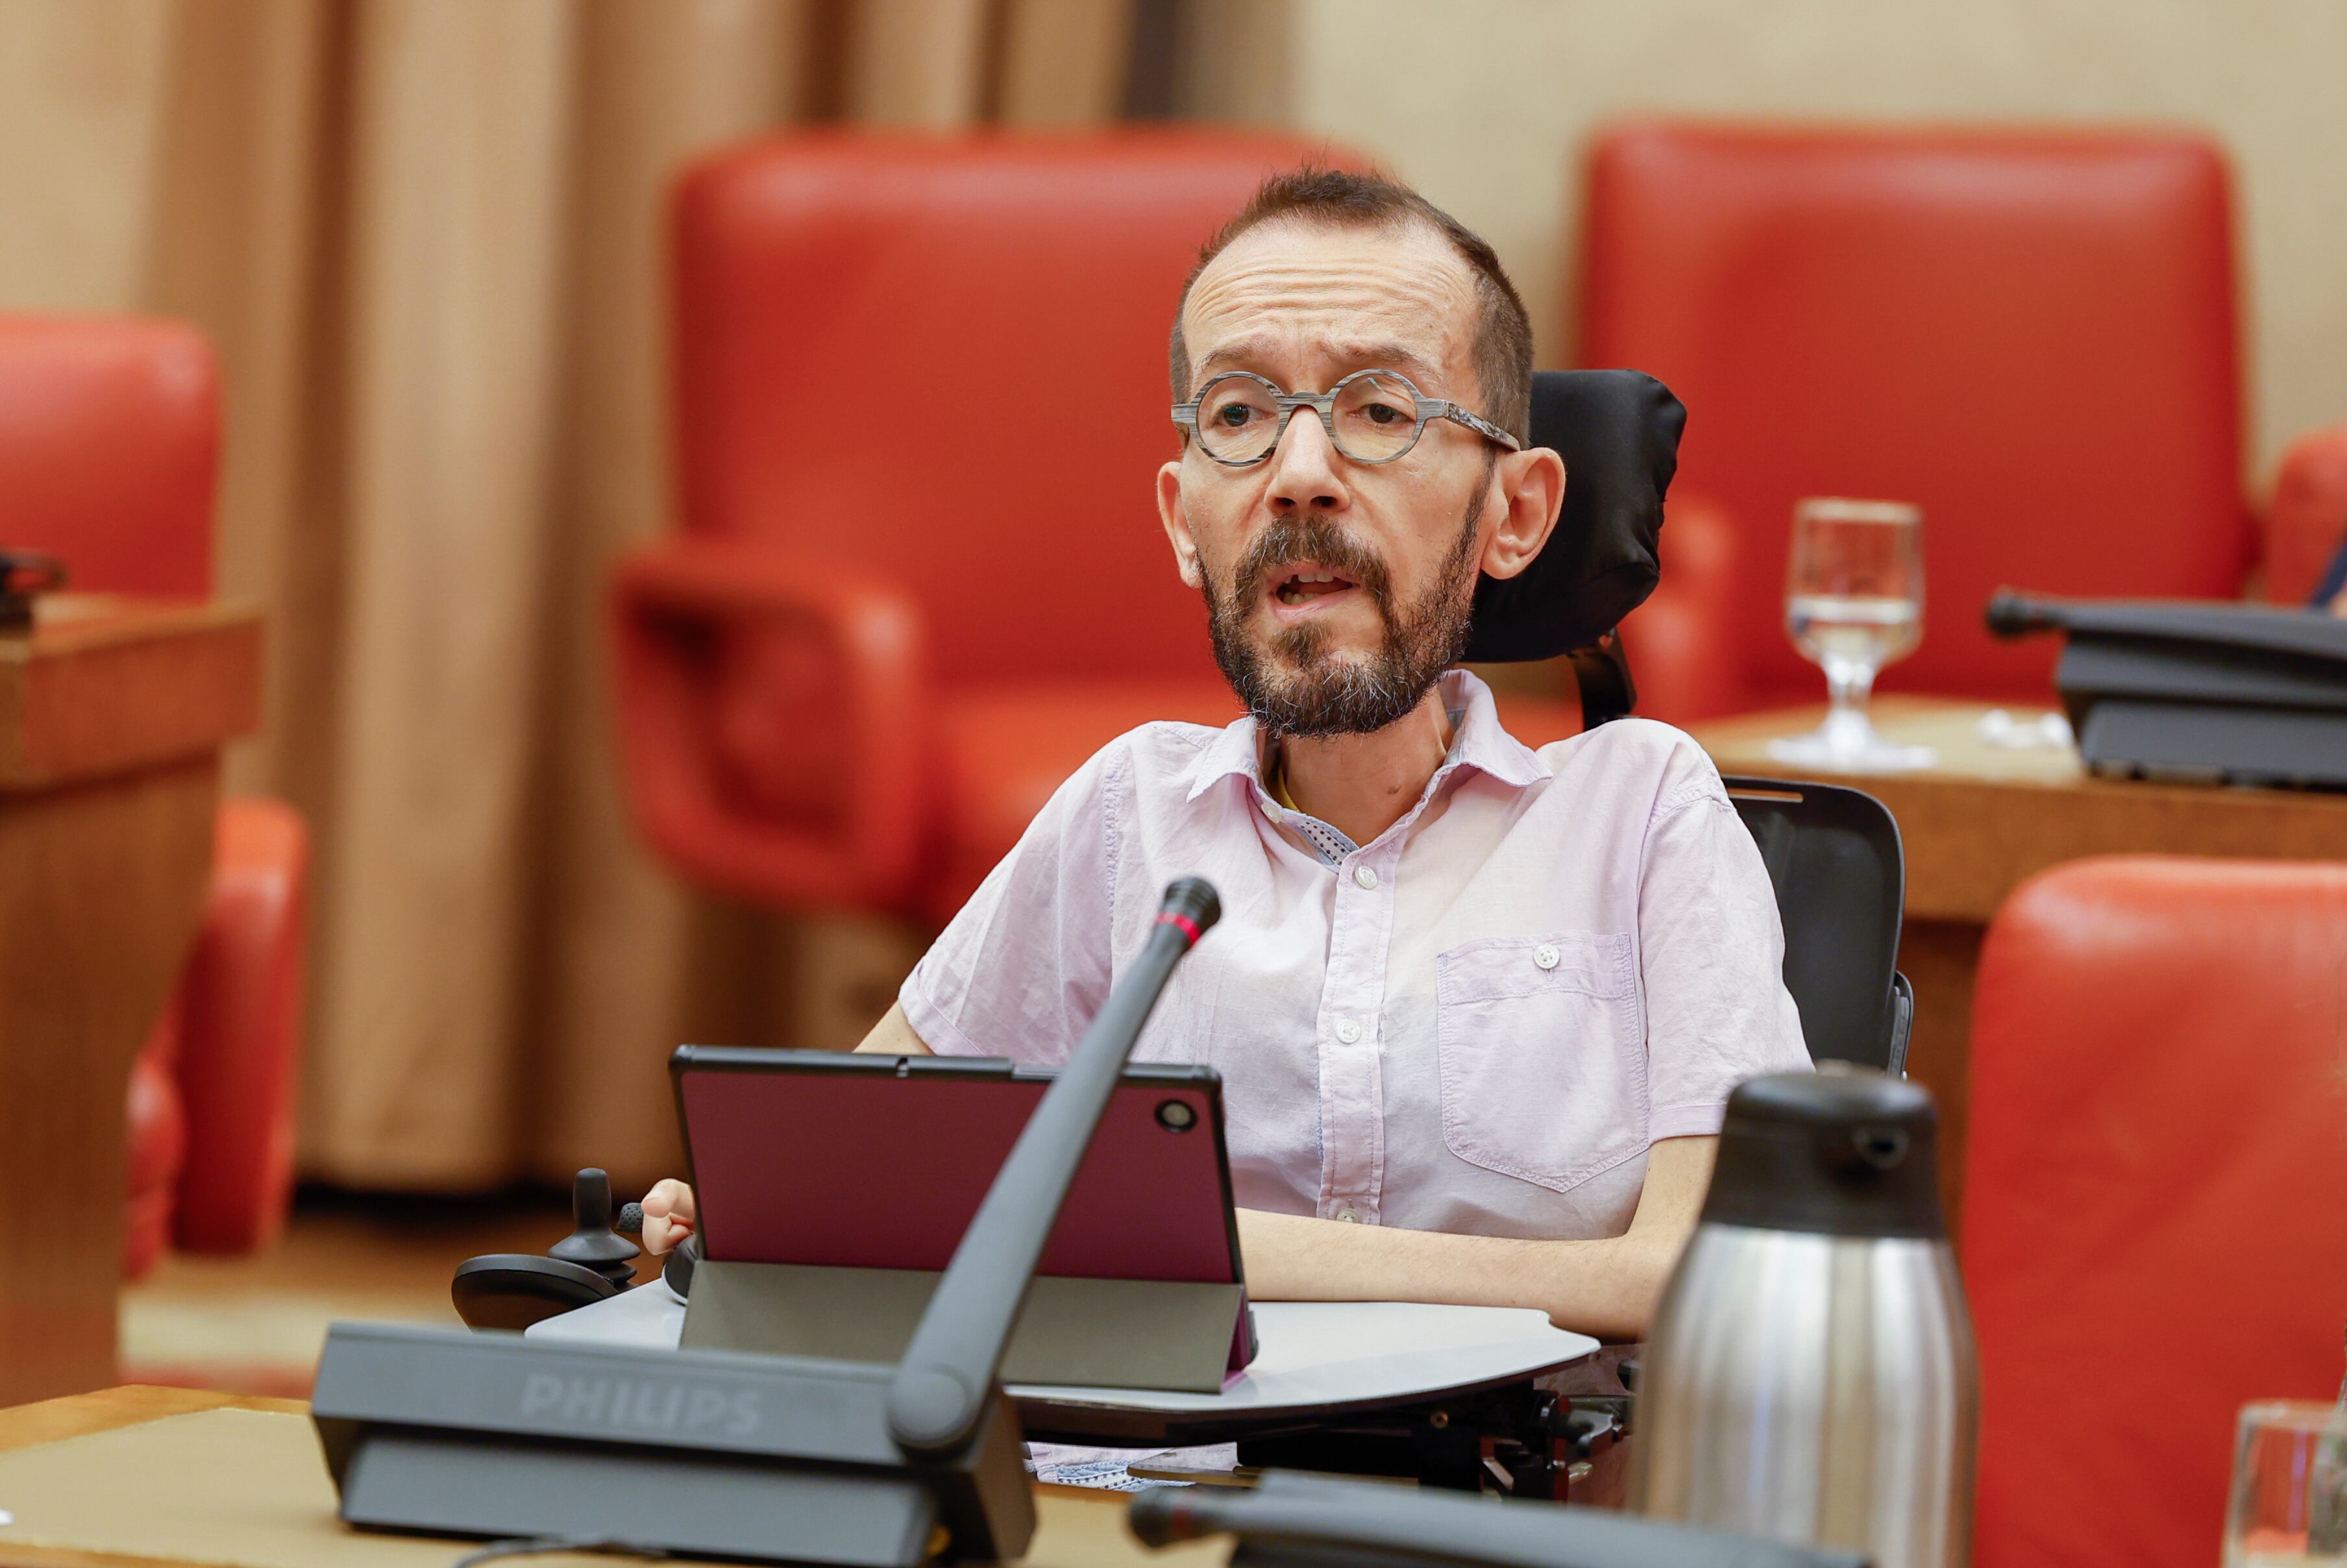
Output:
[{"xmin": 0, "ymin": 0, "xmax": 1196, "ymax": 1191}]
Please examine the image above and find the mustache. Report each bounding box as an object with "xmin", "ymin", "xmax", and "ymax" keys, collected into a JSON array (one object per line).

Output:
[{"xmin": 1232, "ymin": 516, "xmax": 1393, "ymax": 606}]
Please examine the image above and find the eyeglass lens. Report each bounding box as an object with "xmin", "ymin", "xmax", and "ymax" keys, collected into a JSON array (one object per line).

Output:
[{"xmin": 1196, "ymin": 373, "xmax": 1423, "ymax": 463}]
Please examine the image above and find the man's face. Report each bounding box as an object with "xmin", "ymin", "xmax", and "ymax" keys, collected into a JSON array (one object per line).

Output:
[{"xmin": 1157, "ymin": 219, "xmax": 1536, "ymax": 737}]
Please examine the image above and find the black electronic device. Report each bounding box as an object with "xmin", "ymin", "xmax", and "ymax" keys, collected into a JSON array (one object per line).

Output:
[
  {"xmin": 312, "ymin": 877, "xmax": 1222, "ymax": 1566},
  {"xmin": 1987, "ymin": 590, "xmax": 2347, "ymax": 788},
  {"xmin": 450, "ymin": 1168, "xmax": 641, "ymax": 1330},
  {"xmin": 1721, "ymin": 777, "xmax": 1912, "ymax": 1076},
  {"xmin": 665, "ymin": 1047, "xmax": 1251, "ymax": 1393},
  {"xmin": 0, "ymin": 548, "xmax": 66, "ymax": 630},
  {"xmin": 1128, "ymin": 1470, "xmax": 1871, "ymax": 1568}
]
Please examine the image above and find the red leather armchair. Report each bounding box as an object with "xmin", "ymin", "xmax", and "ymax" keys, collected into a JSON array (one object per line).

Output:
[
  {"xmin": 0, "ymin": 314, "xmax": 310, "ymax": 1276},
  {"xmin": 1961, "ymin": 857, "xmax": 2347, "ymax": 1568},
  {"xmin": 613, "ymin": 134, "xmax": 1586, "ymax": 927},
  {"xmin": 1580, "ymin": 124, "xmax": 2347, "ymax": 723}
]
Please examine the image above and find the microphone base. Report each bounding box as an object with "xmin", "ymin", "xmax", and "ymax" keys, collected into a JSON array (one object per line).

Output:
[{"xmin": 312, "ymin": 1323, "xmax": 1034, "ymax": 1565}]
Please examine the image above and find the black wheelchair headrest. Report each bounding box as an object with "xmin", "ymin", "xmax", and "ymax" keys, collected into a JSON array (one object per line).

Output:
[{"xmin": 1464, "ymin": 369, "xmax": 1685, "ymax": 663}]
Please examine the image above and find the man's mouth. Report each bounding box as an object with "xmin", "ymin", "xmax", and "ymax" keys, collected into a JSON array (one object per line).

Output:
[{"xmin": 1268, "ymin": 563, "xmax": 1361, "ymax": 617}]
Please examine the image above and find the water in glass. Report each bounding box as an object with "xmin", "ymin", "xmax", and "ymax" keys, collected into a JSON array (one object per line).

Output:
[{"xmin": 1768, "ymin": 498, "xmax": 1935, "ymax": 772}]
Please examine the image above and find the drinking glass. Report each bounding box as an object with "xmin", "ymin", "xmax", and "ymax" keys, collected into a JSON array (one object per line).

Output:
[
  {"xmin": 2228, "ymin": 1401, "xmax": 2347, "ymax": 1566},
  {"xmin": 1767, "ymin": 497, "xmax": 1937, "ymax": 772}
]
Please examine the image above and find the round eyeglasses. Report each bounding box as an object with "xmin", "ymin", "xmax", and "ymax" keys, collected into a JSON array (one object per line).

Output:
[{"xmin": 1172, "ymin": 369, "xmax": 1521, "ymax": 467}]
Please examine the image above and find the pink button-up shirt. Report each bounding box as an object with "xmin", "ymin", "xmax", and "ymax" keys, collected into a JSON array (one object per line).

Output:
[{"xmin": 901, "ymin": 670, "xmax": 1809, "ymax": 1242}]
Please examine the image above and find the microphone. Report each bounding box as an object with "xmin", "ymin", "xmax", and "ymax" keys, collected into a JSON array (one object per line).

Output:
[
  {"xmin": 1129, "ymin": 1470, "xmax": 1870, "ymax": 1568},
  {"xmin": 886, "ymin": 877, "xmax": 1221, "ymax": 1458},
  {"xmin": 1984, "ymin": 587, "xmax": 2063, "ymax": 639}
]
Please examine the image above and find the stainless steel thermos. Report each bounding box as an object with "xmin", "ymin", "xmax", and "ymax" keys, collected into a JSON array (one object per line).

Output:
[{"xmin": 1632, "ymin": 1069, "xmax": 1977, "ymax": 1568}]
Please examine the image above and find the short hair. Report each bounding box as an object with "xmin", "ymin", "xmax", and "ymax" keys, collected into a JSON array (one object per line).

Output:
[{"xmin": 1168, "ymin": 165, "xmax": 1534, "ymax": 443}]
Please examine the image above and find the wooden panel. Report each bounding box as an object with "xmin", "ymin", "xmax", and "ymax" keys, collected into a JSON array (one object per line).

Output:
[
  {"xmin": 0, "ymin": 760, "xmax": 219, "ymax": 1406},
  {"xmin": 1, "ymin": 597, "xmax": 259, "ymax": 1407},
  {"xmin": 1697, "ymin": 699, "xmax": 2347, "ymax": 922},
  {"xmin": 0, "ymin": 596, "xmax": 262, "ymax": 788}
]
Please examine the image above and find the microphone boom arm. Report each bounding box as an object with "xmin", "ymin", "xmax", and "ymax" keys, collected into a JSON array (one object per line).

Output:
[{"xmin": 885, "ymin": 877, "xmax": 1223, "ymax": 1458}]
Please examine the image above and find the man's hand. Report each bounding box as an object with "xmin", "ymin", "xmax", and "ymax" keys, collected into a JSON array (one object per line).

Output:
[{"xmin": 639, "ymin": 1178, "xmax": 696, "ymax": 1255}]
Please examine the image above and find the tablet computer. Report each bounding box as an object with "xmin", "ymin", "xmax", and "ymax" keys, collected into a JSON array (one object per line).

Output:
[{"xmin": 670, "ymin": 1044, "xmax": 1247, "ymax": 1294}]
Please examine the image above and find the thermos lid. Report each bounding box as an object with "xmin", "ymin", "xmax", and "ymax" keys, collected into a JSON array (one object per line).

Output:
[{"xmin": 1700, "ymin": 1068, "xmax": 1946, "ymax": 1240}]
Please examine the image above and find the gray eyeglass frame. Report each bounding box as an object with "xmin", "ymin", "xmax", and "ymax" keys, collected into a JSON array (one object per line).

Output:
[{"xmin": 1172, "ymin": 368, "xmax": 1523, "ymax": 467}]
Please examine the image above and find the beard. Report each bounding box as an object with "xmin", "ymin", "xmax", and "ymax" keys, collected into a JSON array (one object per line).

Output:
[{"xmin": 1200, "ymin": 483, "xmax": 1486, "ymax": 739}]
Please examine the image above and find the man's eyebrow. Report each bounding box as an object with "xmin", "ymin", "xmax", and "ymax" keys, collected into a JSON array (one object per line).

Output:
[{"xmin": 1190, "ymin": 337, "xmax": 1449, "ymax": 393}]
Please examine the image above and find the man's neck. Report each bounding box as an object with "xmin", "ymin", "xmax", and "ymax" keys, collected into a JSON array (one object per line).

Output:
[{"xmin": 1274, "ymin": 685, "xmax": 1455, "ymax": 850}]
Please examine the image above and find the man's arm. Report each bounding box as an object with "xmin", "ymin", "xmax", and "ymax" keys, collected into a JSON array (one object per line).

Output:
[
  {"xmin": 852, "ymin": 1002, "xmax": 933, "ymax": 1055},
  {"xmin": 1231, "ymin": 1135, "xmax": 1714, "ymax": 1341}
]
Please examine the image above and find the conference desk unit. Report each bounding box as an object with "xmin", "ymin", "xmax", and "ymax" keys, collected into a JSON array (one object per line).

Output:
[
  {"xmin": 1692, "ymin": 696, "xmax": 2347, "ymax": 1223},
  {"xmin": 0, "ymin": 597, "xmax": 261, "ymax": 1406},
  {"xmin": 0, "ymin": 1386, "xmax": 1214, "ymax": 1568}
]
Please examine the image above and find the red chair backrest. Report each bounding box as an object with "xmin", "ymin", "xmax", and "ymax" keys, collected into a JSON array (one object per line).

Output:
[
  {"xmin": 670, "ymin": 130, "xmax": 1332, "ymax": 690},
  {"xmin": 0, "ymin": 314, "xmax": 218, "ymax": 596},
  {"xmin": 1961, "ymin": 856, "xmax": 2347, "ymax": 1568},
  {"xmin": 1581, "ymin": 124, "xmax": 2253, "ymax": 707}
]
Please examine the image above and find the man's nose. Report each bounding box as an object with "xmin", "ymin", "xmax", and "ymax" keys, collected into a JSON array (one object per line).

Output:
[{"xmin": 1265, "ymin": 409, "xmax": 1349, "ymax": 513}]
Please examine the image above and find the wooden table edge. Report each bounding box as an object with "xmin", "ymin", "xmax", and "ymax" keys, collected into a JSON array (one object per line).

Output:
[{"xmin": 0, "ymin": 1386, "xmax": 303, "ymax": 1456}]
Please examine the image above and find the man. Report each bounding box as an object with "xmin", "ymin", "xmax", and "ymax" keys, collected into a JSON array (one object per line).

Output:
[{"xmin": 643, "ymin": 168, "xmax": 1808, "ymax": 1341}]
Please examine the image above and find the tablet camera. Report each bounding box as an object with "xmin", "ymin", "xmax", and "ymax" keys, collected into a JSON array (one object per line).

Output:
[{"xmin": 1155, "ymin": 1098, "xmax": 1198, "ymax": 1132}]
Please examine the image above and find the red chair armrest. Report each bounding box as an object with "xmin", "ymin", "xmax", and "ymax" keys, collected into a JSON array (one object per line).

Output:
[
  {"xmin": 1616, "ymin": 493, "xmax": 1748, "ymax": 725},
  {"xmin": 2261, "ymin": 420, "xmax": 2347, "ymax": 605},
  {"xmin": 171, "ymin": 796, "xmax": 309, "ymax": 1255},
  {"xmin": 609, "ymin": 540, "xmax": 931, "ymax": 910}
]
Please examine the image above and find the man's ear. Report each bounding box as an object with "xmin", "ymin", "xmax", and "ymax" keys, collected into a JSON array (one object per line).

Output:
[
  {"xmin": 1158, "ymin": 459, "xmax": 1205, "ymax": 589},
  {"xmin": 1478, "ymin": 445, "xmax": 1567, "ymax": 582}
]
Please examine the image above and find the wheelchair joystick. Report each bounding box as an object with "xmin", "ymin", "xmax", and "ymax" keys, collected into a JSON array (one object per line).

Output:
[
  {"xmin": 549, "ymin": 1168, "xmax": 639, "ymax": 1288},
  {"xmin": 449, "ymin": 1168, "xmax": 644, "ymax": 1331}
]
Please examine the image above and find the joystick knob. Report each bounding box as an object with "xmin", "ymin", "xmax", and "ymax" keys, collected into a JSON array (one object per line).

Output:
[{"xmin": 547, "ymin": 1168, "xmax": 640, "ymax": 1288}]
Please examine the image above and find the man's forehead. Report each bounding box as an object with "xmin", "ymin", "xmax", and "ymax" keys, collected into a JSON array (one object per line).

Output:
[{"xmin": 1182, "ymin": 219, "xmax": 1479, "ymax": 390}]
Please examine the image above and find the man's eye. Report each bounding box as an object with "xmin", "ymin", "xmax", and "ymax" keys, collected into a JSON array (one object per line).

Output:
[
  {"xmin": 1214, "ymin": 404, "xmax": 1258, "ymax": 428},
  {"xmin": 1361, "ymin": 402, "xmax": 1407, "ymax": 425}
]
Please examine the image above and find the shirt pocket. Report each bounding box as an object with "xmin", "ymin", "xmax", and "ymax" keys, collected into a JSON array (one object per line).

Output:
[{"xmin": 1436, "ymin": 931, "xmax": 1647, "ymax": 1194}]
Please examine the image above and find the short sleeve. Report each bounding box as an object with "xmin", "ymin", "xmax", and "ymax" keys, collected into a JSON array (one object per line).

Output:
[
  {"xmin": 1637, "ymin": 748, "xmax": 1812, "ymax": 1140},
  {"xmin": 898, "ymin": 744, "xmax": 1125, "ymax": 1066}
]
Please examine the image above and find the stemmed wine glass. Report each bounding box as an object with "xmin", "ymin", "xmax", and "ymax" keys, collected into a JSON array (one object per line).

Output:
[{"xmin": 1767, "ymin": 497, "xmax": 1937, "ymax": 772}]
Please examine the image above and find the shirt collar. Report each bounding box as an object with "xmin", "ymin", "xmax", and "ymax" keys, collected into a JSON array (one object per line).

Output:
[{"xmin": 1185, "ymin": 668, "xmax": 1553, "ymax": 805}]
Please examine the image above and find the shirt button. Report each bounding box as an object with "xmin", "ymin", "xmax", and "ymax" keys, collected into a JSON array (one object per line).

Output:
[
  {"xmin": 1337, "ymin": 1208, "xmax": 1360, "ymax": 1223},
  {"xmin": 1353, "ymin": 864, "xmax": 1379, "ymax": 890},
  {"xmin": 1534, "ymin": 944, "xmax": 1560, "ymax": 971},
  {"xmin": 1333, "ymin": 1017, "xmax": 1363, "ymax": 1044}
]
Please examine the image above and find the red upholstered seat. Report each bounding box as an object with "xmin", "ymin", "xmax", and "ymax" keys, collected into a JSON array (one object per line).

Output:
[
  {"xmin": 1579, "ymin": 123, "xmax": 2346, "ymax": 723},
  {"xmin": 0, "ymin": 313, "xmax": 308, "ymax": 1277},
  {"xmin": 1961, "ymin": 857, "xmax": 2347, "ymax": 1568},
  {"xmin": 611, "ymin": 133, "xmax": 1576, "ymax": 925}
]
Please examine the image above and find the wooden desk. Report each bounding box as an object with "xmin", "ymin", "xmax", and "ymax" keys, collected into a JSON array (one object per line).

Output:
[
  {"xmin": 0, "ymin": 598, "xmax": 261, "ymax": 1405},
  {"xmin": 0, "ymin": 1388, "xmax": 1214, "ymax": 1568},
  {"xmin": 1693, "ymin": 698, "xmax": 2347, "ymax": 1223}
]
